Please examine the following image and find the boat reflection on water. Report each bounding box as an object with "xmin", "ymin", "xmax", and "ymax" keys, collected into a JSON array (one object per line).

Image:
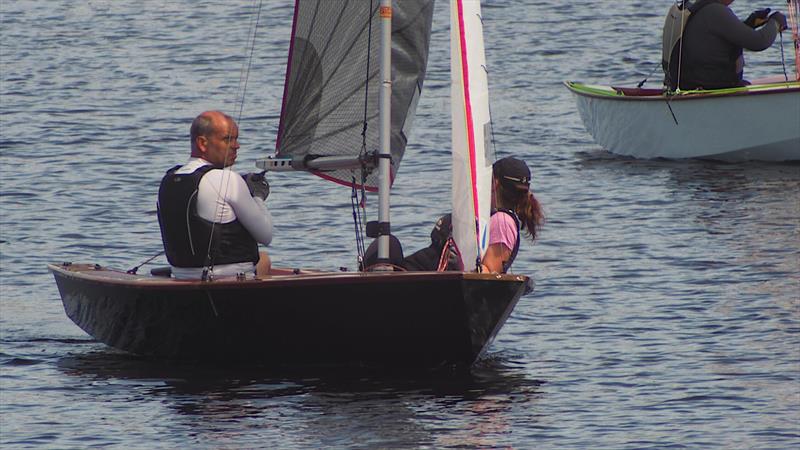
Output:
[{"xmin": 56, "ymin": 351, "xmax": 544, "ymax": 447}]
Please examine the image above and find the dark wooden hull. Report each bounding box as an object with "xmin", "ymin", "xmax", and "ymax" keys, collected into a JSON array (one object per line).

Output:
[{"xmin": 49, "ymin": 263, "xmax": 532, "ymax": 367}]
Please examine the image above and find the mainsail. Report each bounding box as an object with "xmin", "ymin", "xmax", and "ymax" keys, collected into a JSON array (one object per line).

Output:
[
  {"xmin": 450, "ymin": 0, "xmax": 493, "ymax": 271},
  {"xmin": 274, "ymin": 0, "xmax": 434, "ymax": 190}
]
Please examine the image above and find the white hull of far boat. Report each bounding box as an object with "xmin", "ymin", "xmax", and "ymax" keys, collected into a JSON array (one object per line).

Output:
[{"xmin": 565, "ymin": 81, "xmax": 800, "ymax": 162}]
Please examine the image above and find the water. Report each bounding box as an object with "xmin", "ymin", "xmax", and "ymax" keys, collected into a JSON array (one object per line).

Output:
[{"xmin": 2, "ymin": 1, "xmax": 799, "ymax": 448}]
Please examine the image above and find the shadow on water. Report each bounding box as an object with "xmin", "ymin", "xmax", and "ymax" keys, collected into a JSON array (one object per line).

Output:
[
  {"xmin": 55, "ymin": 350, "xmax": 544, "ymax": 398},
  {"xmin": 575, "ymin": 148, "xmax": 800, "ymax": 171},
  {"xmin": 53, "ymin": 350, "xmax": 545, "ymax": 446},
  {"xmin": 575, "ymin": 149, "xmax": 800, "ymax": 196}
]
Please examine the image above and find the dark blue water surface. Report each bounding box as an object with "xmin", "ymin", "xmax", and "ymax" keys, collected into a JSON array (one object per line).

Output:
[{"xmin": 2, "ymin": 1, "xmax": 799, "ymax": 448}]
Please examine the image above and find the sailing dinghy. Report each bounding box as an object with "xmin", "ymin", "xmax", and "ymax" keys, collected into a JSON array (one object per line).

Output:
[
  {"xmin": 49, "ymin": 0, "xmax": 532, "ymax": 366},
  {"xmin": 565, "ymin": 1, "xmax": 800, "ymax": 162}
]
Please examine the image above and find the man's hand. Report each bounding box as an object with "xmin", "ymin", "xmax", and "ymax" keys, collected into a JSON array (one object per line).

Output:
[
  {"xmin": 768, "ymin": 11, "xmax": 788, "ymax": 32},
  {"xmin": 243, "ymin": 172, "xmax": 270, "ymax": 201},
  {"xmin": 744, "ymin": 8, "xmax": 770, "ymax": 28}
]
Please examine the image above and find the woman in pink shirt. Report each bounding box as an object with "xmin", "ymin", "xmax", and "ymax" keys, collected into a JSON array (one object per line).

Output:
[{"xmin": 481, "ymin": 157, "xmax": 545, "ymax": 273}]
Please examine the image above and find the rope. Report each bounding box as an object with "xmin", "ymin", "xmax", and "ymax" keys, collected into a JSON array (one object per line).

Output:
[
  {"xmin": 780, "ymin": 30, "xmax": 789, "ymax": 82},
  {"xmin": 351, "ymin": 177, "xmax": 367, "ymax": 265},
  {"xmin": 676, "ymin": 0, "xmax": 689, "ymax": 92},
  {"xmin": 484, "ymin": 63, "xmax": 499, "ymax": 162},
  {"xmin": 201, "ymin": 0, "xmax": 264, "ymax": 277},
  {"xmin": 127, "ymin": 251, "xmax": 165, "ymax": 274},
  {"xmin": 235, "ymin": 0, "xmax": 264, "ymax": 122},
  {"xmin": 350, "ymin": 1, "xmax": 375, "ymax": 270},
  {"xmin": 637, "ymin": 62, "xmax": 661, "ymax": 88},
  {"xmin": 362, "ymin": 0, "xmax": 375, "ymax": 145}
]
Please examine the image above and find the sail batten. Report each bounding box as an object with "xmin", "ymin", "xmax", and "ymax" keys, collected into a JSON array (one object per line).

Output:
[{"xmin": 273, "ymin": 0, "xmax": 434, "ymax": 190}]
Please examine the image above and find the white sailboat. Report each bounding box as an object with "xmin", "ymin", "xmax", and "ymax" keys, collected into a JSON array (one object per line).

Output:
[
  {"xmin": 565, "ymin": 80, "xmax": 800, "ymax": 161},
  {"xmin": 566, "ymin": 1, "xmax": 800, "ymax": 162},
  {"xmin": 49, "ymin": 0, "xmax": 531, "ymax": 366}
]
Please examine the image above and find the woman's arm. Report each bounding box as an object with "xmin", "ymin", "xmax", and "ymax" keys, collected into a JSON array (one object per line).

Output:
[{"xmin": 481, "ymin": 243, "xmax": 512, "ymax": 273}]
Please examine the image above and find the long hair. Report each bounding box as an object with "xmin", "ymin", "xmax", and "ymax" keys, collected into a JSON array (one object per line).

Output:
[{"xmin": 496, "ymin": 180, "xmax": 545, "ymax": 242}]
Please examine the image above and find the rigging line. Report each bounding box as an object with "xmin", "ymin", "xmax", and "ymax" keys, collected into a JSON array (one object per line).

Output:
[
  {"xmin": 206, "ymin": 290, "xmax": 219, "ymax": 317},
  {"xmin": 358, "ymin": 165, "xmax": 369, "ymax": 249},
  {"xmin": 203, "ymin": 118, "xmax": 240, "ymax": 275},
  {"xmin": 676, "ymin": 0, "xmax": 689, "ymax": 93},
  {"xmin": 236, "ymin": 0, "xmax": 264, "ymax": 121},
  {"xmin": 640, "ymin": 0, "xmax": 679, "ymax": 90},
  {"xmin": 362, "ymin": 0, "xmax": 375, "ymax": 144},
  {"xmin": 481, "ymin": 64, "xmax": 499, "ymax": 163},
  {"xmin": 350, "ymin": 0, "xmax": 374, "ymax": 270},
  {"xmin": 350, "ymin": 177, "xmax": 366, "ymax": 264},
  {"xmin": 637, "ymin": 61, "xmax": 660, "ymax": 88},
  {"xmin": 360, "ymin": 168, "xmax": 368, "ymax": 254},
  {"xmin": 234, "ymin": 0, "xmax": 260, "ymax": 113},
  {"xmin": 202, "ymin": 1, "xmax": 263, "ymax": 275},
  {"xmin": 665, "ymin": 94, "xmax": 679, "ymax": 125},
  {"xmin": 350, "ymin": 162, "xmax": 370, "ymax": 261},
  {"xmin": 780, "ymin": 30, "xmax": 789, "ymax": 82},
  {"xmin": 126, "ymin": 250, "xmax": 165, "ymax": 274},
  {"xmin": 661, "ymin": 1, "xmax": 681, "ymax": 90}
]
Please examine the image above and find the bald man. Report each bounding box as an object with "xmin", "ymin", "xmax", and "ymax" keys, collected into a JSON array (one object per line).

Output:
[{"xmin": 157, "ymin": 111, "xmax": 273, "ymax": 279}]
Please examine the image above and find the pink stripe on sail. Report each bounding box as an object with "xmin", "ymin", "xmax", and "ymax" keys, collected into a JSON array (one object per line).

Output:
[
  {"xmin": 276, "ymin": 0, "xmax": 301, "ymax": 153},
  {"xmin": 314, "ymin": 171, "xmax": 384, "ymax": 193},
  {"xmin": 456, "ymin": 0, "xmax": 480, "ymax": 229}
]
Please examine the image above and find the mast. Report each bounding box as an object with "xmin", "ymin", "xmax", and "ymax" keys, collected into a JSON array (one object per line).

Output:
[{"xmin": 377, "ymin": 0, "xmax": 392, "ymax": 262}]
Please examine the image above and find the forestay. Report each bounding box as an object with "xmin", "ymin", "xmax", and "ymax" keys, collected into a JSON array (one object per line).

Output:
[
  {"xmin": 272, "ymin": 0, "xmax": 434, "ymax": 190},
  {"xmin": 450, "ymin": 0, "xmax": 493, "ymax": 271}
]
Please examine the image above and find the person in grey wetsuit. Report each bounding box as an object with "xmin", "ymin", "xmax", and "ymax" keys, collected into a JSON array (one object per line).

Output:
[
  {"xmin": 675, "ymin": 0, "xmax": 788, "ymax": 90},
  {"xmin": 157, "ymin": 110, "xmax": 273, "ymax": 279}
]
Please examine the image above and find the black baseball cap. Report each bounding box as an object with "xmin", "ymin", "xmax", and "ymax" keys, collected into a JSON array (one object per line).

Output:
[{"xmin": 493, "ymin": 156, "xmax": 531, "ymax": 190}]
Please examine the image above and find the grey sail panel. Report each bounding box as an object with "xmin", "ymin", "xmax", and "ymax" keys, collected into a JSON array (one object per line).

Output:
[{"xmin": 276, "ymin": 0, "xmax": 434, "ymax": 190}]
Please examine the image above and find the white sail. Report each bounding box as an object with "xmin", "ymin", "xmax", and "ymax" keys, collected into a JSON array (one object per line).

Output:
[{"xmin": 450, "ymin": 0, "xmax": 493, "ymax": 271}]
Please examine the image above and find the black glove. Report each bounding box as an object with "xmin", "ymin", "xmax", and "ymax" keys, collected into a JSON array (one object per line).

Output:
[
  {"xmin": 242, "ymin": 171, "xmax": 270, "ymax": 201},
  {"xmin": 769, "ymin": 11, "xmax": 788, "ymax": 32},
  {"xmin": 744, "ymin": 8, "xmax": 770, "ymax": 28}
]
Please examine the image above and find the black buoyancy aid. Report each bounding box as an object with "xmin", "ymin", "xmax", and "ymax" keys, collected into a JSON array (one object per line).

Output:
[
  {"xmin": 661, "ymin": 0, "xmax": 717, "ymax": 90},
  {"xmin": 157, "ymin": 165, "xmax": 259, "ymax": 268},
  {"xmin": 401, "ymin": 214, "xmax": 454, "ymax": 271},
  {"xmin": 493, "ymin": 208, "xmax": 521, "ymax": 274}
]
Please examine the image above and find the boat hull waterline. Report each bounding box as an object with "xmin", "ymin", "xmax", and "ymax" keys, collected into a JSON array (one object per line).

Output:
[
  {"xmin": 565, "ymin": 81, "xmax": 800, "ymax": 161},
  {"xmin": 49, "ymin": 263, "xmax": 531, "ymax": 366}
]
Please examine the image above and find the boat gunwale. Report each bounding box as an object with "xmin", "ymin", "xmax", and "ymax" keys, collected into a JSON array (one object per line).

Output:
[
  {"xmin": 564, "ymin": 80, "xmax": 800, "ymax": 101},
  {"xmin": 48, "ymin": 263, "xmax": 529, "ymax": 290}
]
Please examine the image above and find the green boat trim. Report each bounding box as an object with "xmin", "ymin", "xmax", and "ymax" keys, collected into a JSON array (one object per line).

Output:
[{"xmin": 564, "ymin": 80, "xmax": 800, "ymax": 99}]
